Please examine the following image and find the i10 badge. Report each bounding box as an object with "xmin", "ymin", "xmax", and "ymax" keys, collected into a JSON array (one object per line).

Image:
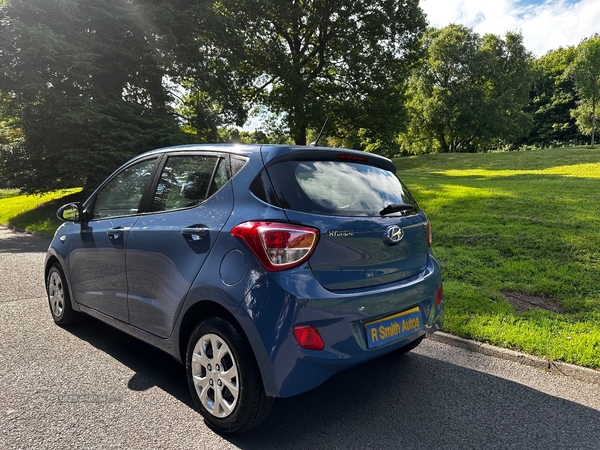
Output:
[{"xmin": 365, "ymin": 307, "xmax": 422, "ymax": 349}]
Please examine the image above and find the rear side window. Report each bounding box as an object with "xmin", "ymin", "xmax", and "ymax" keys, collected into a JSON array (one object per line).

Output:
[
  {"xmin": 151, "ymin": 155, "xmax": 227, "ymax": 212},
  {"xmin": 253, "ymin": 161, "xmax": 419, "ymax": 217}
]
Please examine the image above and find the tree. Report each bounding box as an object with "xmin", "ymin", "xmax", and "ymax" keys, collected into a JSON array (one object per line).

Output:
[
  {"xmin": 0, "ymin": 0, "xmax": 188, "ymax": 193},
  {"xmin": 570, "ymin": 101, "xmax": 597, "ymax": 137},
  {"xmin": 480, "ymin": 32, "xmax": 534, "ymax": 145},
  {"xmin": 203, "ymin": 0, "xmax": 427, "ymax": 146},
  {"xmin": 569, "ymin": 35, "xmax": 600, "ymax": 146},
  {"xmin": 522, "ymin": 47, "xmax": 583, "ymax": 147},
  {"xmin": 0, "ymin": 91, "xmax": 21, "ymax": 146},
  {"xmin": 166, "ymin": 0, "xmax": 251, "ymax": 138},
  {"xmin": 400, "ymin": 25, "xmax": 534, "ymax": 153}
]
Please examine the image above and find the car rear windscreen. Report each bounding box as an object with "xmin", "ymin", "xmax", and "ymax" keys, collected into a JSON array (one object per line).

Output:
[{"xmin": 254, "ymin": 160, "xmax": 420, "ymax": 217}]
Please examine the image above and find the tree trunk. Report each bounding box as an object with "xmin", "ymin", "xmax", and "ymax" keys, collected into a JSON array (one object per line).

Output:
[
  {"xmin": 592, "ymin": 95, "xmax": 596, "ymax": 147},
  {"xmin": 437, "ymin": 125, "xmax": 449, "ymax": 152},
  {"xmin": 294, "ymin": 124, "xmax": 307, "ymax": 145}
]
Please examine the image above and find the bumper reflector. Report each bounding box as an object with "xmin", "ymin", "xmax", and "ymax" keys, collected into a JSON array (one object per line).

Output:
[{"xmin": 293, "ymin": 325, "xmax": 324, "ymax": 351}]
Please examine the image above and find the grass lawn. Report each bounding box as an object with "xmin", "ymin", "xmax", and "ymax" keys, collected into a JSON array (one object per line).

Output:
[
  {"xmin": 394, "ymin": 146, "xmax": 600, "ymax": 369},
  {"xmin": 0, "ymin": 188, "xmax": 83, "ymax": 234}
]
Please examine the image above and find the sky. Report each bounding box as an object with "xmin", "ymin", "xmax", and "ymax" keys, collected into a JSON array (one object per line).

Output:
[{"xmin": 421, "ymin": 0, "xmax": 600, "ymax": 57}]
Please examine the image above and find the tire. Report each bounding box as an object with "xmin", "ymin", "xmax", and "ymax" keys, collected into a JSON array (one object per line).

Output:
[
  {"xmin": 186, "ymin": 317, "xmax": 273, "ymax": 434},
  {"xmin": 46, "ymin": 264, "xmax": 79, "ymax": 326},
  {"xmin": 395, "ymin": 335, "xmax": 424, "ymax": 355}
]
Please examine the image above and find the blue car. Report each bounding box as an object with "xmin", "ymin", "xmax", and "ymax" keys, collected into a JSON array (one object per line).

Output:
[{"xmin": 45, "ymin": 144, "xmax": 443, "ymax": 433}]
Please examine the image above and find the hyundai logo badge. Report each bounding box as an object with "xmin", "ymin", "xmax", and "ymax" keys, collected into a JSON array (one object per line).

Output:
[{"xmin": 384, "ymin": 225, "xmax": 404, "ymax": 246}]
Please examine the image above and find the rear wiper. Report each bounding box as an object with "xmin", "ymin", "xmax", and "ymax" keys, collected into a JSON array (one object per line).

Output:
[{"xmin": 380, "ymin": 203, "xmax": 416, "ymax": 216}]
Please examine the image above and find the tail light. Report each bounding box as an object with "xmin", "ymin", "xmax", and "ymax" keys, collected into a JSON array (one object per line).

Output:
[
  {"xmin": 436, "ymin": 285, "xmax": 443, "ymax": 307},
  {"xmin": 231, "ymin": 221, "xmax": 319, "ymax": 272},
  {"xmin": 427, "ymin": 220, "xmax": 432, "ymax": 247}
]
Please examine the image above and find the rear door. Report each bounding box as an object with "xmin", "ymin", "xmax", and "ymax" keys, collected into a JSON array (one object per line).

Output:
[
  {"xmin": 260, "ymin": 156, "xmax": 430, "ymax": 290},
  {"xmin": 126, "ymin": 152, "xmax": 233, "ymax": 337}
]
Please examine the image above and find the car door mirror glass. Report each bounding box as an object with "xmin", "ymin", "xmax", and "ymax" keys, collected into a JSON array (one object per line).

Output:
[{"xmin": 57, "ymin": 203, "xmax": 81, "ymax": 222}]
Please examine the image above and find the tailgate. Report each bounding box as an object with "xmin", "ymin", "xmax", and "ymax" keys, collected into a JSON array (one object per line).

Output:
[{"xmin": 260, "ymin": 155, "xmax": 431, "ymax": 290}]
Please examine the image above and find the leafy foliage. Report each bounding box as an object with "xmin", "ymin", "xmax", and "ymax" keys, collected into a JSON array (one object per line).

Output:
[
  {"xmin": 568, "ymin": 35, "xmax": 600, "ymax": 146},
  {"xmin": 212, "ymin": 0, "xmax": 427, "ymax": 146},
  {"xmin": 167, "ymin": 0, "xmax": 250, "ymax": 138},
  {"xmin": 0, "ymin": 0, "xmax": 190, "ymax": 193},
  {"xmin": 0, "ymin": 0, "xmax": 428, "ymax": 190},
  {"xmin": 400, "ymin": 25, "xmax": 534, "ymax": 153},
  {"xmin": 522, "ymin": 46, "xmax": 584, "ymax": 147},
  {"xmin": 1, "ymin": 0, "xmax": 600, "ymax": 190}
]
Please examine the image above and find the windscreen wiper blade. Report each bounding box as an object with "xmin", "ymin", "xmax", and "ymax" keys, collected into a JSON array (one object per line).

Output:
[{"xmin": 380, "ymin": 203, "xmax": 416, "ymax": 216}]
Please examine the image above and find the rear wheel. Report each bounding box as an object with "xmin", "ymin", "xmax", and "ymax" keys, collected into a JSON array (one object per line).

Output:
[
  {"xmin": 46, "ymin": 264, "xmax": 79, "ymax": 326},
  {"xmin": 186, "ymin": 317, "xmax": 273, "ymax": 433}
]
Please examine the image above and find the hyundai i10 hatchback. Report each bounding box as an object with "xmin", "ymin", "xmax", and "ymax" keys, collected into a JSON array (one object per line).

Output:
[{"xmin": 45, "ymin": 144, "xmax": 444, "ymax": 433}]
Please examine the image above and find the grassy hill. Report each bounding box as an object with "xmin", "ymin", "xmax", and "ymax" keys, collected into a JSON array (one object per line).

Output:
[
  {"xmin": 394, "ymin": 147, "xmax": 600, "ymax": 369},
  {"xmin": 0, "ymin": 188, "xmax": 82, "ymax": 234}
]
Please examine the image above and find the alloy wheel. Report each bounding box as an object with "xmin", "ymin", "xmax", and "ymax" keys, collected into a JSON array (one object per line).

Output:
[
  {"xmin": 48, "ymin": 270, "xmax": 65, "ymax": 318},
  {"xmin": 191, "ymin": 333, "xmax": 239, "ymax": 418}
]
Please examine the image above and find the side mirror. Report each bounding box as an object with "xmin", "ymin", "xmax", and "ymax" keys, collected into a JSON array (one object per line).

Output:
[{"xmin": 57, "ymin": 203, "xmax": 82, "ymax": 222}]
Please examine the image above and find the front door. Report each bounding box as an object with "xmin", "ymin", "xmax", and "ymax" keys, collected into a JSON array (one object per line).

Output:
[{"xmin": 68, "ymin": 157, "xmax": 158, "ymax": 322}]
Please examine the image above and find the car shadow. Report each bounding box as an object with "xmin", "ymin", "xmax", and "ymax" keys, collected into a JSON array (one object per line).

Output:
[
  {"xmin": 64, "ymin": 315, "xmax": 600, "ymax": 449},
  {"xmin": 231, "ymin": 350, "xmax": 600, "ymax": 449},
  {"xmin": 64, "ymin": 315, "xmax": 193, "ymax": 408}
]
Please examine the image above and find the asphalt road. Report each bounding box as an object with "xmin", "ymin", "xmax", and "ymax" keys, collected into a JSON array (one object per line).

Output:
[{"xmin": 1, "ymin": 226, "xmax": 599, "ymax": 449}]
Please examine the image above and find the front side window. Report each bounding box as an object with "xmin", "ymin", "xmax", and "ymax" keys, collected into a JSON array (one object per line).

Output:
[
  {"xmin": 151, "ymin": 155, "xmax": 227, "ymax": 212},
  {"xmin": 92, "ymin": 158, "xmax": 157, "ymax": 220}
]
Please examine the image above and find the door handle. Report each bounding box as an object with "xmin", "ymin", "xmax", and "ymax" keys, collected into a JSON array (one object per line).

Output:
[
  {"xmin": 107, "ymin": 226, "xmax": 129, "ymax": 240},
  {"xmin": 181, "ymin": 227, "xmax": 210, "ymax": 241}
]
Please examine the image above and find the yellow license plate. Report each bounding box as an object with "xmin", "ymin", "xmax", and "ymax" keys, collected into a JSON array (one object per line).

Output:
[{"xmin": 365, "ymin": 307, "xmax": 422, "ymax": 349}]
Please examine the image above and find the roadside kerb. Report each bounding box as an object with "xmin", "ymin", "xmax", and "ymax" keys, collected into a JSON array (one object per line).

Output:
[{"xmin": 427, "ymin": 331, "xmax": 600, "ymax": 386}]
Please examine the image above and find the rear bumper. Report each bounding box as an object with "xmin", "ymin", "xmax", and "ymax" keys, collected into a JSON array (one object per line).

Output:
[{"xmin": 238, "ymin": 253, "xmax": 443, "ymax": 398}]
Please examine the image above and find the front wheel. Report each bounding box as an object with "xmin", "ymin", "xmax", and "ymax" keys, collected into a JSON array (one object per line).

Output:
[
  {"xmin": 186, "ymin": 317, "xmax": 273, "ymax": 433},
  {"xmin": 46, "ymin": 264, "xmax": 79, "ymax": 326}
]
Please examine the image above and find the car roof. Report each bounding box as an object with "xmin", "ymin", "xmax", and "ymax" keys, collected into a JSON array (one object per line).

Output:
[
  {"xmin": 138, "ymin": 143, "xmax": 263, "ymax": 159},
  {"xmin": 137, "ymin": 144, "xmax": 396, "ymax": 172}
]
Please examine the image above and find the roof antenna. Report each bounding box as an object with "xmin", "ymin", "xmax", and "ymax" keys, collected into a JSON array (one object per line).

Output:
[{"xmin": 310, "ymin": 117, "xmax": 329, "ymax": 146}]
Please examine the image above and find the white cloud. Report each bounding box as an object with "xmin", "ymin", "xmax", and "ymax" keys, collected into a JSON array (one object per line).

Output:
[{"xmin": 420, "ymin": 0, "xmax": 600, "ymax": 56}]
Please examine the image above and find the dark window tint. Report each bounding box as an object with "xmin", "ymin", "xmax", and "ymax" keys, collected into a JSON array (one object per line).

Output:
[
  {"xmin": 151, "ymin": 155, "xmax": 227, "ymax": 212},
  {"xmin": 92, "ymin": 158, "xmax": 158, "ymax": 219},
  {"xmin": 260, "ymin": 161, "xmax": 419, "ymax": 217},
  {"xmin": 231, "ymin": 155, "xmax": 249, "ymax": 177}
]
